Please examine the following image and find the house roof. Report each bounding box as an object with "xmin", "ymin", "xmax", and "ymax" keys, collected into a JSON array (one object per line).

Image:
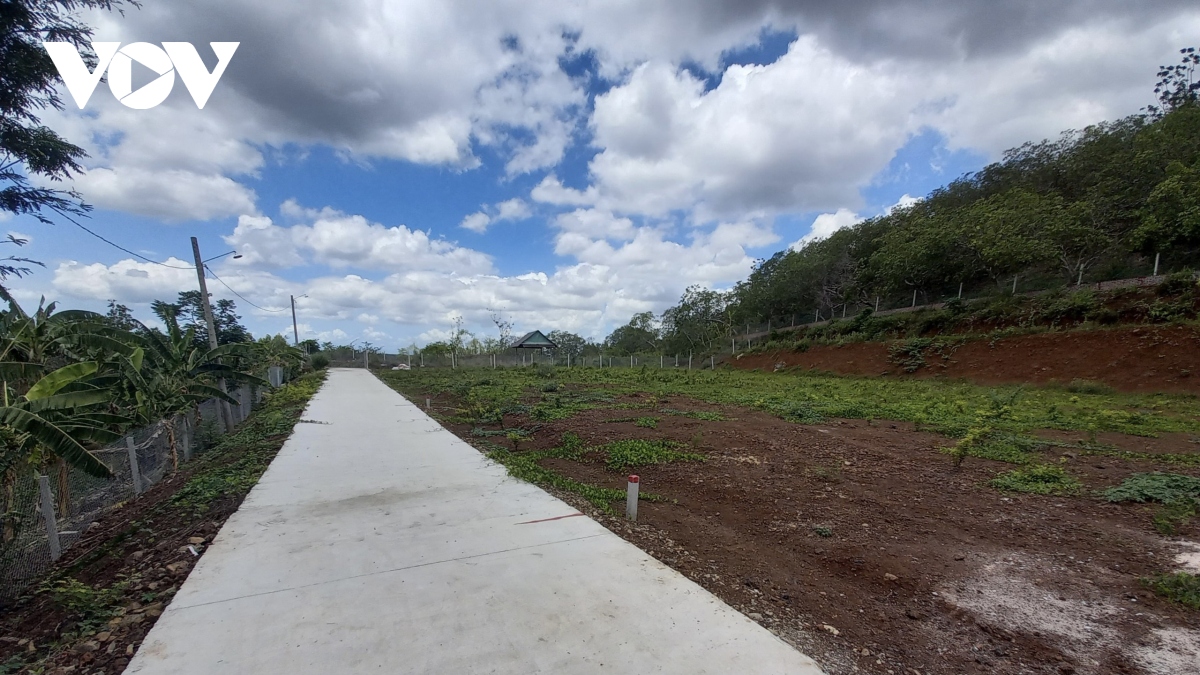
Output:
[{"xmin": 511, "ymin": 330, "xmax": 557, "ymax": 349}]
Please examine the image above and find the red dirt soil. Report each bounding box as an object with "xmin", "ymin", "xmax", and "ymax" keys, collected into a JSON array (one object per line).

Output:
[
  {"xmin": 730, "ymin": 325, "xmax": 1200, "ymax": 395},
  {"xmin": 434, "ymin": 392, "xmax": 1200, "ymax": 675}
]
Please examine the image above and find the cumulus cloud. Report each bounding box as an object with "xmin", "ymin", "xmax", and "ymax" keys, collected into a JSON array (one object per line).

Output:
[
  {"xmin": 457, "ymin": 198, "xmax": 533, "ymax": 233},
  {"xmin": 52, "ymin": 258, "xmax": 199, "ymax": 304},
  {"xmin": 226, "ymin": 205, "xmax": 494, "ymax": 273},
  {"xmin": 31, "ymin": 0, "xmax": 1200, "ymax": 345},
  {"xmin": 588, "ymin": 39, "xmax": 919, "ymax": 219},
  {"xmin": 790, "ymin": 209, "xmax": 862, "ymax": 250}
]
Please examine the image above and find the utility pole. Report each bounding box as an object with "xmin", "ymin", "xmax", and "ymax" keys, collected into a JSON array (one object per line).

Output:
[
  {"xmin": 191, "ymin": 237, "xmax": 233, "ymax": 433},
  {"xmin": 290, "ymin": 295, "xmax": 299, "ymax": 346}
]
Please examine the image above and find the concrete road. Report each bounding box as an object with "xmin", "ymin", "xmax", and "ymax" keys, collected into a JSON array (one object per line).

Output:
[{"xmin": 128, "ymin": 368, "xmax": 824, "ymax": 674}]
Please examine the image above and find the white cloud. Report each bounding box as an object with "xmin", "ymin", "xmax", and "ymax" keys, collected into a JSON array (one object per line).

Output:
[
  {"xmin": 495, "ymin": 198, "xmax": 532, "ymax": 221},
  {"xmin": 52, "ymin": 258, "xmax": 199, "ymax": 304},
  {"xmin": 457, "ymin": 198, "xmax": 533, "ymax": 233},
  {"xmin": 531, "ymin": 175, "xmax": 598, "ymax": 207},
  {"xmin": 226, "ymin": 205, "xmax": 494, "ymax": 274},
  {"xmin": 459, "ymin": 212, "xmax": 492, "ymax": 234},
  {"xmin": 791, "ymin": 209, "xmax": 863, "ymax": 250},
  {"xmin": 587, "ymin": 38, "xmax": 919, "ymax": 219}
]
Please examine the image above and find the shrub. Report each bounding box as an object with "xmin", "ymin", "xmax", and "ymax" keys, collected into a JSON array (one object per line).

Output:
[
  {"xmin": 310, "ymin": 353, "xmax": 330, "ymax": 370},
  {"xmin": 1157, "ymin": 270, "xmax": 1198, "ymax": 297},
  {"xmin": 888, "ymin": 338, "xmax": 933, "ymax": 373}
]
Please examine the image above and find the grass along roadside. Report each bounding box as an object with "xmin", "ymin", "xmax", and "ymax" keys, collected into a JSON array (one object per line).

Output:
[
  {"xmin": 377, "ymin": 364, "xmax": 1200, "ymax": 441},
  {"xmin": 0, "ymin": 371, "xmax": 325, "ymax": 675}
]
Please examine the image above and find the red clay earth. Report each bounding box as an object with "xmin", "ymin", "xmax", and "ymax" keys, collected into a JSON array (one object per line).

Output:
[
  {"xmin": 432, "ymin": 391, "xmax": 1200, "ymax": 675},
  {"xmin": 730, "ymin": 325, "xmax": 1200, "ymax": 396}
]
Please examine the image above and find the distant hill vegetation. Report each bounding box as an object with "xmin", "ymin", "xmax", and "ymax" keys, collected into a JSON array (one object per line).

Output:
[{"xmin": 608, "ymin": 52, "xmax": 1200, "ymax": 356}]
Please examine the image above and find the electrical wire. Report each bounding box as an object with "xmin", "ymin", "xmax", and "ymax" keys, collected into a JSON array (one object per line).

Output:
[
  {"xmin": 203, "ymin": 264, "xmax": 288, "ymax": 313},
  {"xmin": 52, "ymin": 207, "xmax": 290, "ymax": 313},
  {"xmin": 57, "ymin": 211, "xmax": 195, "ymax": 269}
]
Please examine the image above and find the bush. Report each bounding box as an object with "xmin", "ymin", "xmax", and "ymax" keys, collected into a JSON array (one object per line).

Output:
[
  {"xmin": 1157, "ymin": 270, "xmax": 1198, "ymax": 297},
  {"xmin": 309, "ymin": 353, "xmax": 330, "ymax": 370}
]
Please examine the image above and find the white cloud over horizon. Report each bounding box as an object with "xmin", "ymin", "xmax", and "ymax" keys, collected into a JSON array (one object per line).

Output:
[{"xmin": 16, "ymin": 1, "xmax": 1200, "ymax": 346}]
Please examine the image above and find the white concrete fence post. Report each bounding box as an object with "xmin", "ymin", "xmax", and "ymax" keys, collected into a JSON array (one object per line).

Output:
[
  {"xmin": 426, "ymin": 398, "xmax": 431, "ymax": 411},
  {"xmin": 181, "ymin": 415, "xmax": 193, "ymax": 463},
  {"xmin": 626, "ymin": 475, "xmax": 639, "ymax": 521},
  {"xmin": 126, "ymin": 437, "xmax": 143, "ymax": 495},
  {"xmin": 37, "ymin": 475, "xmax": 61, "ymax": 562}
]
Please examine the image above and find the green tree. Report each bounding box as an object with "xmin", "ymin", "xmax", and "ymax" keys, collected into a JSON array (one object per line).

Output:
[
  {"xmin": 660, "ymin": 286, "xmax": 732, "ymax": 354},
  {"xmin": 603, "ymin": 312, "xmax": 659, "ymax": 355},
  {"xmin": 1136, "ymin": 159, "xmax": 1200, "ymax": 253},
  {"xmin": 1, "ymin": 0, "xmax": 135, "ymax": 284},
  {"xmin": 547, "ymin": 330, "xmax": 588, "ymax": 359},
  {"xmin": 152, "ymin": 292, "xmax": 252, "ymax": 347}
]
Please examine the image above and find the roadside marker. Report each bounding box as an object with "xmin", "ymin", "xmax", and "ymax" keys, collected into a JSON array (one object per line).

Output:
[{"xmin": 626, "ymin": 475, "xmax": 639, "ymax": 521}]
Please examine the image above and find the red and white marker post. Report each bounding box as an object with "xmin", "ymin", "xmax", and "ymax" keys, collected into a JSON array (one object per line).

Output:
[{"xmin": 626, "ymin": 475, "xmax": 639, "ymax": 521}]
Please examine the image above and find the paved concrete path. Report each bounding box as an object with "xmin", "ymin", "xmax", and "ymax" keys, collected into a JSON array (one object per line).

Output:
[{"xmin": 128, "ymin": 368, "xmax": 824, "ymax": 674}]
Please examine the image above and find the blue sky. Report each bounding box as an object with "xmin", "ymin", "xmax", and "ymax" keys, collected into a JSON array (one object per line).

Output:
[{"xmin": 9, "ymin": 1, "xmax": 1194, "ymax": 349}]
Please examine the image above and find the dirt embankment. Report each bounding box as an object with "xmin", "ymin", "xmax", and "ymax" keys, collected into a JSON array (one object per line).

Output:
[{"xmin": 731, "ymin": 325, "xmax": 1200, "ymax": 394}]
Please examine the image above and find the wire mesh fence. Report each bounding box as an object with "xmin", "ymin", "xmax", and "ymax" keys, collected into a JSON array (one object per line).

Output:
[
  {"xmin": 383, "ymin": 350, "xmax": 723, "ymax": 370},
  {"xmin": 0, "ymin": 382, "xmax": 271, "ymax": 603},
  {"xmin": 734, "ymin": 272, "xmax": 1182, "ymax": 342}
]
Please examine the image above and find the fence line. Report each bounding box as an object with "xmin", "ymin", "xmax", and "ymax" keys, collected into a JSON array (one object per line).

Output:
[
  {"xmin": 0, "ymin": 380, "xmax": 278, "ymax": 602},
  {"xmin": 733, "ymin": 273, "xmax": 1178, "ymax": 344}
]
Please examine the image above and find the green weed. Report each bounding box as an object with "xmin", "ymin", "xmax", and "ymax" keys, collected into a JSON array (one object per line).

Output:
[
  {"xmin": 1104, "ymin": 472, "xmax": 1200, "ymax": 534},
  {"xmin": 661, "ymin": 408, "xmax": 725, "ymax": 421},
  {"xmin": 1067, "ymin": 379, "xmax": 1115, "ymax": 395},
  {"xmin": 601, "ymin": 439, "xmax": 705, "ymax": 471},
  {"xmin": 1141, "ymin": 572, "xmax": 1200, "ymax": 610},
  {"xmin": 635, "ymin": 416, "xmax": 659, "ymax": 429},
  {"xmin": 988, "ymin": 464, "xmax": 1082, "ymax": 495},
  {"xmin": 42, "ymin": 577, "xmax": 129, "ymax": 633},
  {"xmin": 171, "ymin": 372, "xmax": 325, "ymax": 513},
  {"xmin": 1104, "ymin": 472, "xmax": 1200, "ymax": 504}
]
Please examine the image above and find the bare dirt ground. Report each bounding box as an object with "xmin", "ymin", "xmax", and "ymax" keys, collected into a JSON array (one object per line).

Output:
[
  {"xmin": 435, "ymin": 391, "xmax": 1200, "ymax": 675},
  {"xmin": 732, "ymin": 325, "xmax": 1200, "ymax": 395}
]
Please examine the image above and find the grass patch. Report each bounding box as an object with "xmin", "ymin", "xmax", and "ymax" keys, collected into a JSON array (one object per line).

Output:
[
  {"xmin": 988, "ymin": 464, "xmax": 1082, "ymax": 495},
  {"xmin": 661, "ymin": 408, "xmax": 725, "ymax": 421},
  {"xmin": 1067, "ymin": 379, "xmax": 1115, "ymax": 395},
  {"xmin": 170, "ymin": 372, "xmax": 326, "ymax": 513},
  {"xmin": 1141, "ymin": 572, "xmax": 1200, "ymax": 610},
  {"xmin": 379, "ymin": 362, "xmax": 1200, "ymax": 441},
  {"xmin": 634, "ymin": 416, "xmax": 659, "ymax": 429},
  {"xmin": 42, "ymin": 577, "xmax": 130, "ymax": 635},
  {"xmin": 1103, "ymin": 472, "xmax": 1200, "ymax": 504},
  {"xmin": 483, "ymin": 433, "xmax": 662, "ymax": 515},
  {"xmin": 600, "ymin": 439, "xmax": 705, "ymax": 471}
]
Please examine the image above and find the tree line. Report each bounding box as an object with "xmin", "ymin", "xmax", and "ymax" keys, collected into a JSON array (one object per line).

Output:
[{"xmin": 594, "ymin": 49, "xmax": 1200, "ymax": 354}]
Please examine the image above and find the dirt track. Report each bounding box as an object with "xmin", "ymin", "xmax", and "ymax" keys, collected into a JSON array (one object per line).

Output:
[{"xmin": 731, "ymin": 325, "xmax": 1200, "ymax": 395}]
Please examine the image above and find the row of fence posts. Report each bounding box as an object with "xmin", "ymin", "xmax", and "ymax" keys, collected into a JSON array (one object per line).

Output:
[{"xmin": 31, "ymin": 373, "xmax": 279, "ymax": 564}]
